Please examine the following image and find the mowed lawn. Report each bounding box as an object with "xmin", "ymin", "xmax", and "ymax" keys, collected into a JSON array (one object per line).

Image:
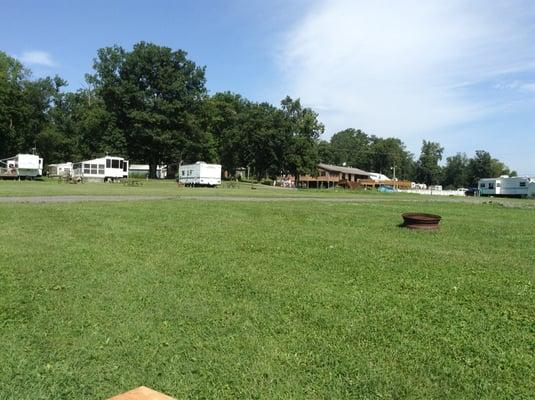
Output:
[
  {"xmin": 0, "ymin": 197, "xmax": 534, "ymax": 399},
  {"xmin": 0, "ymin": 179, "xmax": 374, "ymax": 198}
]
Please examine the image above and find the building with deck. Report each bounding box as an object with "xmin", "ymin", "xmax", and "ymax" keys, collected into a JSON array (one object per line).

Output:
[{"xmin": 299, "ymin": 163, "xmax": 411, "ymax": 189}]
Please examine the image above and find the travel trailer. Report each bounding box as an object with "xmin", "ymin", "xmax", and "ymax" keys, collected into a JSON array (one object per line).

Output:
[
  {"xmin": 0, "ymin": 154, "xmax": 43, "ymax": 178},
  {"xmin": 479, "ymin": 176, "xmax": 534, "ymax": 197},
  {"xmin": 178, "ymin": 162, "xmax": 221, "ymax": 187},
  {"xmin": 72, "ymin": 156, "xmax": 129, "ymax": 181},
  {"xmin": 48, "ymin": 162, "xmax": 73, "ymax": 177},
  {"xmin": 479, "ymin": 178, "xmax": 501, "ymax": 196}
]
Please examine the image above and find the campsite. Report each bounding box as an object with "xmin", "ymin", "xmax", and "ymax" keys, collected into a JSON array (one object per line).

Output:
[
  {"xmin": 1, "ymin": 180, "xmax": 534, "ymax": 398},
  {"xmin": 3, "ymin": 1, "xmax": 535, "ymax": 398}
]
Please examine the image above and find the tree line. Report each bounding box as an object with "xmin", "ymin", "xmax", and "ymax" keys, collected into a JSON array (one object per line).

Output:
[
  {"xmin": 318, "ymin": 130, "xmax": 515, "ymax": 187},
  {"xmin": 0, "ymin": 42, "xmax": 514, "ymax": 186}
]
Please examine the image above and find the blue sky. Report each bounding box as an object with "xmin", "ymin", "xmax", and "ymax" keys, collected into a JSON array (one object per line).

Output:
[{"xmin": 2, "ymin": 0, "xmax": 535, "ymax": 174}]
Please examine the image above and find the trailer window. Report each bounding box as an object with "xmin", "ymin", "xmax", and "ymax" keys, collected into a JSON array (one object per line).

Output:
[
  {"xmin": 480, "ymin": 183, "xmax": 486, "ymax": 188},
  {"xmin": 120, "ymin": 160, "xmax": 123, "ymax": 169},
  {"xmin": 520, "ymin": 182, "xmax": 526, "ymax": 187},
  {"xmin": 496, "ymin": 183, "xmax": 500, "ymax": 187},
  {"xmin": 106, "ymin": 159, "xmax": 111, "ymax": 168},
  {"xmin": 90, "ymin": 164, "xmax": 97, "ymax": 174},
  {"xmin": 488, "ymin": 183, "xmax": 494, "ymax": 189},
  {"xmin": 123, "ymin": 161, "xmax": 128, "ymax": 172},
  {"xmin": 98, "ymin": 164, "xmax": 105, "ymax": 174},
  {"xmin": 84, "ymin": 164, "xmax": 90, "ymax": 174},
  {"xmin": 181, "ymin": 170, "xmax": 185, "ymax": 176},
  {"xmin": 112, "ymin": 159, "xmax": 119, "ymax": 168}
]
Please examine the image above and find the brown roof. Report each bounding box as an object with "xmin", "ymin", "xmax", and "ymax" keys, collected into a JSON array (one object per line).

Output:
[{"xmin": 318, "ymin": 163, "xmax": 371, "ymax": 177}]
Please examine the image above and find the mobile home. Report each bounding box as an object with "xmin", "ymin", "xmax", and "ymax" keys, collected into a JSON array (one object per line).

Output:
[
  {"xmin": 178, "ymin": 162, "xmax": 221, "ymax": 186},
  {"xmin": 72, "ymin": 156, "xmax": 129, "ymax": 182},
  {"xmin": 0, "ymin": 154, "xmax": 43, "ymax": 178}
]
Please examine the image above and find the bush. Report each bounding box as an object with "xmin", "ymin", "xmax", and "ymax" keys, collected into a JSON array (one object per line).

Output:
[{"xmin": 129, "ymin": 172, "xmax": 148, "ymax": 179}]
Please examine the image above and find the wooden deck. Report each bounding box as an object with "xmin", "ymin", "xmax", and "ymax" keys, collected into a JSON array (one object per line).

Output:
[
  {"xmin": 107, "ymin": 386, "xmax": 175, "ymax": 400},
  {"xmin": 299, "ymin": 175, "xmax": 411, "ymax": 189}
]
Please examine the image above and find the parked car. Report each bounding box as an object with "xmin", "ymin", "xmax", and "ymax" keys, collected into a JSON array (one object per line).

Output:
[
  {"xmin": 465, "ymin": 187, "xmax": 478, "ymax": 196},
  {"xmin": 378, "ymin": 184, "xmax": 397, "ymax": 193}
]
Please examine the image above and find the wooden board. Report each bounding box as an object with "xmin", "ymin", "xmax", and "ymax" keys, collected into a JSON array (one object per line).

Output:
[{"xmin": 107, "ymin": 386, "xmax": 175, "ymax": 400}]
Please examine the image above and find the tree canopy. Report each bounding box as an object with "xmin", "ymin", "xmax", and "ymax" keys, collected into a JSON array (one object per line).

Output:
[{"xmin": 0, "ymin": 44, "xmax": 516, "ymax": 186}]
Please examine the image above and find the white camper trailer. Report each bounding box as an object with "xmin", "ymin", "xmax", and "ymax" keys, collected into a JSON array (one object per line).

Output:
[
  {"xmin": 48, "ymin": 162, "xmax": 73, "ymax": 177},
  {"xmin": 72, "ymin": 156, "xmax": 129, "ymax": 182},
  {"xmin": 178, "ymin": 162, "xmax": 221, "ymax": 187},
  {"xmin": 0, "ymin": 154, "xmax": 43, "ymax": 178},
  {"xmin": 479, "ymin": 176, "xmax": 534, "ymax": 197},
  {"xmin": 479, "ymin": 178, "xmax": 501, "ymax": 196}
]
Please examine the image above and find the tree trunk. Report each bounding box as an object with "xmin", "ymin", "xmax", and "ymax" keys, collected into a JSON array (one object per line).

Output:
[
  {"xmin": 149, "ymin": 163, "xmax": 157, "ymax": 179},
  {"xmin": 166, "ymin": 163, "xmax": 178, "ymax": 179}
]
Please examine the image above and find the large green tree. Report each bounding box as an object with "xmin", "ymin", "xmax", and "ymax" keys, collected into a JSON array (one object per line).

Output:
[
  {"xmin": 368, "ymin": 136, "xmax": 415, "ymax": 180},
  {"xmin": 415, "ymin": 140, "xmax": 444, "ymax": 185},
  {"xmin": 442, "ymin": 153, "xmax": 469, "ymax": 189},
  {"xmin": 280, "ymin": 96, "xmax": 324, "ymax": 184},
  {"xmin": 330, "ymin": 128, "xmax": 370, "ymax": 169},
  {"xmin": 0, "ymin": 52, "xmax": 62, "ymax": 160},
  {"xmin": 467, "ymin": 150, "xmax": 515, "ymax": 186},
  {"xmin": 317, "ymin": 140, "xmax": 334, "ymax": 164},
  {"xmin": 201, "ymin": 92, "xmax": 250, "ymax": 174},
  {"xmin": 89, "ymin": 42, "xmax": 207, "ymax": 177}
]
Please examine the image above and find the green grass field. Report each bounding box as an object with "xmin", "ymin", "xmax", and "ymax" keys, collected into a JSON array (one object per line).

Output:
[
  {"xmin": 0, "ymin": 178, "xmax": 371, "ymax": 198},
  {"xmin": 1, "ymin": 185, "xmax": 534, "ymax": 399}
]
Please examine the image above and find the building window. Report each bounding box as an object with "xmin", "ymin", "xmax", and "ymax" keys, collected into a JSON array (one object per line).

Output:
[
  {"xmin": 98, "ymin": 165, "xmax": 105, "ymax": 174},
  {"xmin": 90, "ymin": 164, "xmax": 97, "ymax": 174},
  {"xmin": 83, "ymin": 164, "xmax": 90, "ymax": 174},
  {"xmin": 106, "ymin": 159, "xmax": 111, "ymax": 168},
  {"xmin": 112, "ymin": 159, "xmax": 120, "ymax": 168}
]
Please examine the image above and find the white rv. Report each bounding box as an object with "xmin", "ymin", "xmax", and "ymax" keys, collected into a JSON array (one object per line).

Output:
[
  {"xmin": 48, "ymin": 162, "xmax": 73, "ymax": 177},
  {"xmin": 72, "ymin": 156, "xmax": 129, "ymax": 182},
  {"xmin": 178, "ymin": 162, "xmax": 221, "ymax": 187},
  {"xmin": 0, "ymin": 154, "xmax": 43, "ymax": 178},
  {"xmin": 369, "ymin": 173, "xmax": 390, "ymax": 181},
  {"xmin": 479, "ymin": 176, "xmax": 534, "ymax": 197},
  {"xmin": 479, "ymin": 178, "xmax": 501, "ymax": 196}
]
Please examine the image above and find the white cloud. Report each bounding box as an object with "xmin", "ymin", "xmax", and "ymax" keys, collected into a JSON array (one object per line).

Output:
[
  {"xmin": 495, "ymin": 80, "xmax": 535, "ymax": 92},
  {"xmin": 19, "ymin": 51, "xmax": 57, "ymax": 67},
  {"xmin": 279, "ymin": 0, "xmax": 535, "ymax": 141}
]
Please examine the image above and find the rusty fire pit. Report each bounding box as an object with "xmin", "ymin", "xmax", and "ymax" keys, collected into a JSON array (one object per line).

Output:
[{"xmin": 401, "ymin": 213, "xmax": 441, "ymax": 230}]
